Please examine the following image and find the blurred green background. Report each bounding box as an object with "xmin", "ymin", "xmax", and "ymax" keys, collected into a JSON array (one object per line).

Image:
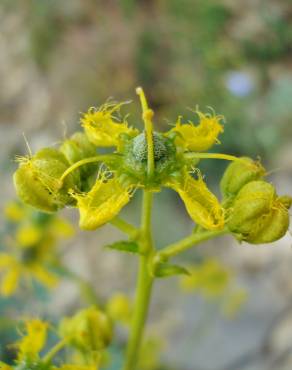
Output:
[{"xmin": 1, "ymin": 0, "xmax": 292, "ymax": 369}]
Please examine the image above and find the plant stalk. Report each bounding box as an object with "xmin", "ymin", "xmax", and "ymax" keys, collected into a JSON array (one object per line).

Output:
[{"xmin": 123, "ymin": 189, "xmax": 154, "ymax": 370}]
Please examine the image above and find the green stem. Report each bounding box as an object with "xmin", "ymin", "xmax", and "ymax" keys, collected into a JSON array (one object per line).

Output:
[
  {"xmin": 141, "ymin": 191, "xmax": 153, "ymax": 251},
  {"xmin": 123, "ymin": 254, "xmax": 153, "ymax": 370},
  {"xmin": 43, "ymin": 338, "xmax": 68, "ymax": 363},
  {"xmin": 110, "ymin": 217, "xmax": 139, "ymax": 239},
  {"xmin": 123, "ymin": 190, "xmax": 154, "ymax": 370},
  {"xmin": 158, "ymin": 228, "xmax": 228, "ymax": 260}
]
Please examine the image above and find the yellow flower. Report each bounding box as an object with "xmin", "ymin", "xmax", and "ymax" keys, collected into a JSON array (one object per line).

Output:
[
  {"xmin": 170, "ymin": 109, "xmax": 224, "ymax": 151},
  {"xmin": 59, "ymin": 306, "xmax": 113, "ymax": 352},
  {"xmin": 106, "ymin": 293, "xmax": 132, "ymax": 324},
  {"xmin": 167, "ymin": 173, "xmax": 225, "ymax": 230},
  {"xmin": 0, "ymin": 252, "xmax": 57, "ymax": 296},
  {"xmin": 81, "ymin": 103, "xmax": 138, "ymax": 148},
  {"xmin": 72, "ymin": 175, "xmax": 132, "ymax": 230},
  {"xmin": 16, "ymin": 225, "xmax": 42, "ymax": 248},
  {"xmin": 14, "ymin": 88, "xmax": 238, "ymax": 232},
  {"xmin": 138, "ymin": 337, "xmax": 163, "ymax": 370},
  {"xmin": 0, "ymin": 363, "xmax": 12, "ymax": 370},
  {"xmin": 4, "ymin": 201, "xmax": 26, "ymax": 222},
  {"xmin": 180, "ymin": 259, "xmax": 230, "ymax": 298},
  {"xmin": 221, "ymin": 289, "xmax": 248, "ymax": 318},
  {"xmin": 16, "ymin": 319, "xmax": 48, "ymax": 361},
  {"xmin": 56, "ymin": 365, "xmax": 98, "ymax": 370},
  {"xmin": 50, "ymin": 217, "xmax": 75, "ymax": 238},
  {"xmin": 0, "ymin": 203, "xmax": 75, "ymax": 296}
]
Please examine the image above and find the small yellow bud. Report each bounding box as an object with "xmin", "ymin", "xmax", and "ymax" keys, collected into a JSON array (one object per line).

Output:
[
  {"xmin": 106, "ymin": 293, "xmax": 132, "ymax": 324},
  {"xmin": 227, "ymin": 181, "xmax": 291, "ymax": 244},
  {"xmin": 220, "ymin": 157, "xmax": 265, "ymax": 199},
  {"xmin": 16, "ymin": 225, "xmax": 42, "ymax": 248},
  {"xmin": 0, "ymin": 363, "xmax": 12, "ymax": 370},
  {"xmin": 3, "ymin": 201, "xmax": 26, "ymax": 222},
  {"xmin": 59, "ymin": 306, "xmax": 113, "ymax": 352},
  {"xmin": 14, "ymin": 148, "xmax": 77, "ymax": 213}
]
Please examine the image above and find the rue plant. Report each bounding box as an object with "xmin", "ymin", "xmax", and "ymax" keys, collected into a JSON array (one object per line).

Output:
[{"xmin": 11, "ymin": 87, "xmax": 291, "ymax": 370}]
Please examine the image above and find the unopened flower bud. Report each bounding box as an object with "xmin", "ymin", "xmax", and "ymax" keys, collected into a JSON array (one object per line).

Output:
[
  {"xmin": 227, "ymin": 181, "xmax": 291, "ymax": 244},
  {"xmin": 60, "ymin": 132, "xmax": 97, "ymax": 179},
  {"xmin": 59, "ymin": 306, "xmax": 113, "ymax": 352},
  {"xmin": 14, "ymin": 148, "xmax": 77, "ymax": 213},
  {"xmin": 220, "ymin": 157, "xmax": 265, "ymax": 199},
  {"xmin": 106, "ymin": 293, "xmax": 132, "ymax": 324}
]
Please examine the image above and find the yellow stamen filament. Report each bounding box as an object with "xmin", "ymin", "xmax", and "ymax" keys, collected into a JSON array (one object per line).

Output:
[
  {"xmin": 60, "ymin": 155, "xmax": 114, "ymax": 183},
  {"xmin": 184, "ymin": 152, "xmax": 239, "ymax": 162}
]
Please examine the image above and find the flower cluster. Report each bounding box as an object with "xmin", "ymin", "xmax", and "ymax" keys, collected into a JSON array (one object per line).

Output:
[
  {"xmin": 0, "ymin": 201, "xmax": 74, "ymax": 296},
  {"xmin": 13, "ymin": 88, "xmax": 291, "ymax": 245},
  {"xmin": 221, "ymin": 158, "xmax": 291, "ymax": 243},
  {"xmin": 180, "ymin": 258, "xmax": 247, "ymax": 317},
  {"xmin": 0, "ymin": 306, "xmax": 112, "ymax": 370}
]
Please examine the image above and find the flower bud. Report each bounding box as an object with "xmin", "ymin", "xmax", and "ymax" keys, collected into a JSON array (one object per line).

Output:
[
  {"xmin": 59, "ymin": 306, "xmax": 113, "ymax": 352},
  {"xmin": 227, "ymin": 181, "xmax": 291, "ymax": 244},
  {"xmin": 60, "ymin": 132, "xmax": 97, "ymax": 179},
  {"xmin": 106, "ymin": 293, "xmax": 132, "ymax": 324},
  {"xmin": 14, "ymin": 148, "xmax": 77, "ymax": 213},
  {"xmin": 220, "ymin": 157, "xmax": 265, "ymax": 199}
]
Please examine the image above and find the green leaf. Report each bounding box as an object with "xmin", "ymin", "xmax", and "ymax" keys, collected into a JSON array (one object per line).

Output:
[
  {"xmin": 154, "ymin": 263, "xmax": 190, "ymax": 278},
  {"xmin": 106, "ymin": 240, "xmax": 140, "ymax": 254}
]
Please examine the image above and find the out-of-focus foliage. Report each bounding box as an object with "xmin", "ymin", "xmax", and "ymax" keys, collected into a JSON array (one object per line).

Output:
[
  {"xmin": 1, "ymin": 0, "xmax": 291, "ymax": 173},
  {"xmin": 0, "ymin": 201, "xmax": 74, "ymax": 296},
  {"xmin": 180, "ymin": 258, "xmax": 247, "ymax": 317}
]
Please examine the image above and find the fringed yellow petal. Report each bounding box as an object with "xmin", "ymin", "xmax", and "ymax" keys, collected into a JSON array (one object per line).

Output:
[
  {"xmin": 0, "ymin": 362, "xmax": 13, "ymax": 370},
  {"xmin": 17, "ymin": 319, "xmax": 48, "ymax": 361},
  {"xmin": 0, "ymin": 268, "xmax": 20, "ymax": 296},
  {"xmin": 4, "ymin": 201, "xmax": 26, "ymax": 222},
  {"xmin": 171, "ymin": 109, "xmax": 224, "ymax": 151},
  {"xmin": 180, "ymin": 259, "xmax": 230, "ymax": 298},
  {"xmin": 30, "ymin": 264, "xmax": 58, "ymax": 288},
  {"xmin": 106, "ymin": 293, "xmax": 132, "ymax": 324},
  {"xmin": 16, "ymin": 225, "xmax": 42, "ymax": 248},
  {"xmin": 0, "ymin": 254, "xmax": 16, "ymax": 268},
  {"xmin": 58, "ymin": 365, "xmax": 98, "ymax": 370},
  {"xmin": 72, "ymin": 177, "xmax": 131, "ymax": 230},
  {"xmin": 168, "ymin": 173, "xmax": 224, "ymax": 230},
  {"xmin": 50, "ymin": 217, "xmax": 75, "ymax": 238},
  {"xmin": 81, "ymin": 103, "xmax": 138, "ymax": 148}
]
